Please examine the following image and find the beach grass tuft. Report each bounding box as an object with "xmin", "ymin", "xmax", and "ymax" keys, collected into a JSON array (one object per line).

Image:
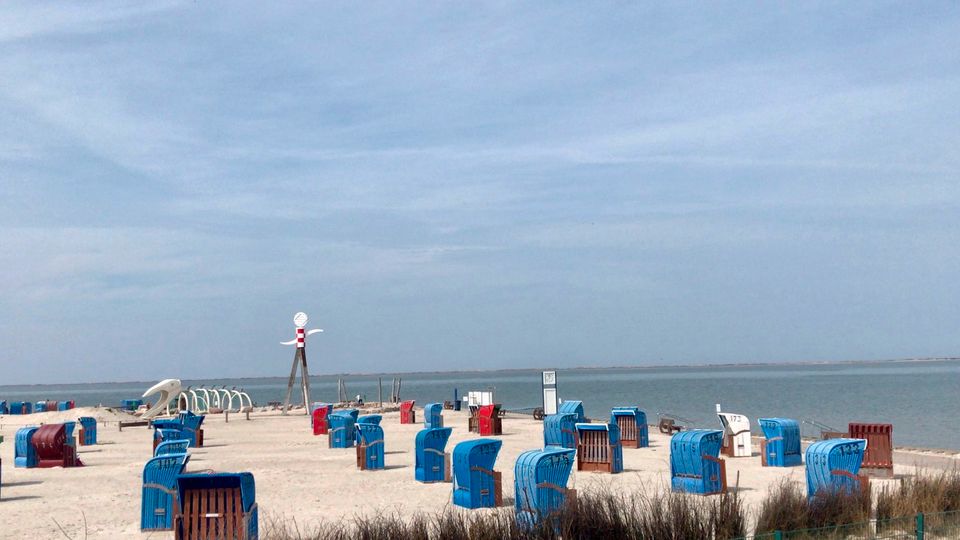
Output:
[
  {"xmin": 875, "ymin": 468, "xmax": 960, "ymax": 520},
  {"xmin": 753, "ymin": 478, "xmax": 871, "ymax": 537}
]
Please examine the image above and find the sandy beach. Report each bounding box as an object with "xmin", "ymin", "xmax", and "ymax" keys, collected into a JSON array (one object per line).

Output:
[{"xmin": 0, "ymin": 406, "xmax": 956, "ymax": 539}]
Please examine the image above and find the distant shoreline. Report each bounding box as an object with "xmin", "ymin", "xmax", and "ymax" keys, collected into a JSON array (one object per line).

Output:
[{"xmin": 3, "ymin": 355, "xmax": 957, "ymax": 388}]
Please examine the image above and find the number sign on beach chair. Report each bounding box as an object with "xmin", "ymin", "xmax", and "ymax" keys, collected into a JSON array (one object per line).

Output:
[
  {"xmin": 415, "ymin": 427, "xmax": 452, "ymax": 483},
  {"xmin": 34, "ymin": 423, "xmax": 82, "ymax": 468},
  {"xmin": 310, "ymin": 403, "xmax": 333, "ymax": 435},
  {"xmin": 805, "ymin": 438, "xmax": 869, "ymax": 499},
  {"xmin": 452, "ymin": 438, "xmax": 503, "ymax": 509},
  {"xmin": 759, "ymin": 418, "xmax": 802, "ymax": 467},
  {"xmin": 175, "ymin": 472, "xmax": 258, "ymax": 540},
  {"xmin": 155, "ymin": 439, "xmax": 191, "ymax": 457},
  {"xmin": 355, "ymin": 423, "xmax": 385, "ymax": 471},
  {"xmin": 15, "ymin": 426, "xmax": 40, "ymax": 468},
  {"xmin": 670, "ymin": 429, "xmax": 726, "ymax": 495},
  {"xmin": 717, "ymin": 410, "xmax": 752, "ymax": 458},
  {"xmin": 400, "ymin": 400, "xmax": 416, "ymax": 424},
  {"xmin": 557, "ymin": 400, "xmax": 586, "ymax": 423},
  {"xmin": 514, "ymin": 447, "xmax": 577, "ymax": 529},
  {"xmin": 78, "ymin": 416, "xmax": 97, "ymax": 446},
  {"xmin": 328, "ymin": 412, "xmax": 356, "ymax": 449},
  {"xmin": 141, "ymin": 453, "xmax": 190, "ymax": 531},
  {"xmin": 424, "ymin": 402, "xmax": 444, "ymax": 429},
  {"xmin": 543, "ymin": 413, "xmax": 578, "ymax": 449},
  {"xmin": 575, "ymin": 423, "xmax": 623, "ymax": 474},
  {"xmin": 611, "ymin": 407, "xmax": 649, "ymax": 448}
]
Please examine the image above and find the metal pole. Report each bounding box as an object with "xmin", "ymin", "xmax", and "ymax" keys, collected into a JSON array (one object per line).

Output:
[{"xmin": 916, "ymin": 512, "xmax": 924, "ymax": 540}]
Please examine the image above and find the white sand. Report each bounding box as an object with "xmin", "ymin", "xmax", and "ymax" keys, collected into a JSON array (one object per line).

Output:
[{"xmin": 0, "ymin": 406, "xmax": 955, "ymax": 539}]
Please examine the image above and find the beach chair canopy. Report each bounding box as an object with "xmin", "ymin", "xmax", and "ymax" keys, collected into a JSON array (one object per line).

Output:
[
  {"xmin": 141, "ymin": 453, "xmax": 190, "ymax": 531},
  {"xmin": 176, "ymin": 472, "xmax": 258, "ymax": 540},
  {"xmin": 514, "ymin": 447, "xmax": 576, "ymax": 527},
  {"xmin": 155, "ymin": 439, "xmax": 191, "ymax": 457},
  {"xmin": 453, "ymin": 438, "xmax": 503, "ymax": 509},
  {"xmin": 669, "ymin": 429, "xmax": 724, "ymax": 494},
  {"xmin": 759, "ymin": 418, "xmax": 802, "ymax": 467},
  {"xmin": 543, "ymin": 413, "xmax": 578, "ymax": 449},
  {"xmin": 424, "ymin": 402, "xmax": 444, "ymax": 429},
  {"xmin": 357, "ymin": 414, "xmax": 382, "ymax": 426},
  {"xmin": 558, "ymin": 400, "xmax": 586, "ymax": 423},
  {"xmin": 415, "ymin": 427, "xmax": 452, "ymax": 482},
  {"xmin": 805, "ymin": 438, "xmax": 867, "ymax": 498},
  {"xmin": 611, "ymin": 407, "xmax": 649, "ymax": 448}
]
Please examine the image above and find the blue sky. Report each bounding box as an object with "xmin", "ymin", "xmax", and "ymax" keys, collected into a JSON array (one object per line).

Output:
[{"xmin": 1, "ymin": 3, "xmax": 958, "ymax": 384}]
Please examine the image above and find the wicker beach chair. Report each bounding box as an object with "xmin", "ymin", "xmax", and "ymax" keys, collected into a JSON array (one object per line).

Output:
[
  {"xmin": 310, "ymin": 403, "xmax": 333, "ymax": 435},
  {"xmin": 14, "ymin": 426, "xmax": 40, "ymax": 468},
  {"xmin": 78, "ymin": 416, "xmax": 98, "ymax": 446},
  {"xmin": 175, "ymin": 472, "xmax": 258, "ymax": 540},
  {"xmin": 717, "ymin": 411, "xmax": 752, "ymax": 458},
  {"xmin": 514, "ymin": 447, "xmax": 576, "ymax": 529},
  {"xmin": 611, "ymin": 407, "xmax": 649, "ymax": 448},
  {"xmin": 155, "ymin": 439, "xmax": 191, "ymax": 457},
  {"xmin": 399, "ymin": 400, "xmax": 416, "ymax": 424},
  {"xmin": 759, "ymin": 418, "xmax": 803, "ymax": 467},
  {"xmin": 355, "ymin": 423, "xmax": 385, "ymax": 471},
  {"xmin": 423, "ymin": 402, "xmax": 444, "ymax": 429},
  {"xmin": 141, "ymin": 453, "xmax": 190, "ymax": 531},
  {"xmin": 805, "ymin": 438, "xmax": 869, "ymax": 498},
  {"xmin": 415, "ymin": 427, "xmax": 452, "ymax": 482},
  {"xmin": 670, "ymin": 429, "xmax": 726, "ymax": 495},
  {"xmin": 575, "ymin": 423, "xmax": 623, "ymax": 474},
  {"xmin": 557, "ymin": 400, "xmax": 586, "ymax": 423},
  {"xmin": 328, "ymin": 412, "xmax": 356, "ymax": 449},
  {"xmin": 452, "ymin": 438, "xmax": 503, "ymax": 509}
]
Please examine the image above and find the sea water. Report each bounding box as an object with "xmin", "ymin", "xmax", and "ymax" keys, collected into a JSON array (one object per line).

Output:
[{"xmin": 2, "ymin": 359, "xmax": 957, "ymax": 450}]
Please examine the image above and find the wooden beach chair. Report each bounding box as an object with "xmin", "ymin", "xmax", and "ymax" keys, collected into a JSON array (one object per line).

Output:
[
  {"xmin": 611, "ymin": 407, "xmax": 649, "ymax": 448},
  {"xmin": 141, "ymin": 453, "xmax": 190, "ymax": 531},
  {"xmin": 175, "ymin": 472, "xmax": 258, "ymax": 540},
  {"xmin": 575, "ymin": 423, "xmax": 623, "ymax": 474},
  {"xmin": 415, "ymin": 427, "xmax": 452, "ymax": 483},
  {"xmin": 848, "ymin": 423, "xmax": 893, "ymax": 478},
  {"xmin": 452, "ymin": 438, "xmax": 503, "ymax": 509},
  {"xmin": 670, "ymin": 429, "xmax": 726, "ymax": 495},
  {"xmin": 659, "ymin": 416, "xmax": 684, "ymax": 434}
]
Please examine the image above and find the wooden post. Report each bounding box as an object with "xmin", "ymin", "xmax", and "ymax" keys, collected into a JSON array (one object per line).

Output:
[{"xmin": 378, "ymin": 377, "xmax": 383, "ymax": 408}]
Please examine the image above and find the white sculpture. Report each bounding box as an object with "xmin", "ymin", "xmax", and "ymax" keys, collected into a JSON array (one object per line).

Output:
[{"xmin": 141, "ymin": 379, "xmax": 182, "ymax": 419}]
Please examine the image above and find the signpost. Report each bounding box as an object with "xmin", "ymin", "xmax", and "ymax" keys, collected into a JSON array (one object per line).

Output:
[
  {"xmin": 280, "ymin": 312, "xmax": 323, "ymax": 415},
  {"xmin": 542, "ymin": 370, "xmax": 558, "ymax": 416}
]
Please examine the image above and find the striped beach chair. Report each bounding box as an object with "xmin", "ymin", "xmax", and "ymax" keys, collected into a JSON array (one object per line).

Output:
[
  {"xmin": 423, "ymin": 403, "xmax": 444, "ymax": 429},
  {"xmin": 805, "ymin": 438, "xmax": 868, "ymax": 498},
  {"xmin": 78, "ymin": 417, "xmax": 98, "ymax": 446},
  {"xmin": 175, "ymin": 473, "xmax": 258, "ymax": 540},
  {"xmin": 558, "ymin": 400, "xmax": 586, "ymax": 423},
  {"xmin": 611, "ymin": 407, "xmax": 649, "ymax": 448},
  {"xmin": 452, "ymin": 438, "xmax": 503, "ymax": 509},
  {"xmin": 415, "ymin": 427, "xmax": 452, "ymax": 483},
  {"xmin": 155, "ymin": 439, "xmax": 191, "ymax": 457},
  {"xmin": 543, "ymin": 413, "xmax": 578, "ymax": 449},
  {"xmin": 759, "ymin": 418, "xmax": 802, "ymax": 467},
  {"xmin": 717, "ymin": 411, "xmax": 752, "ymax": 458},
  {"xmin": 670, "ymin": 429, "xmax": 726, "ymax": 495},
  {"xmin": 514, "ymin": 447, "xmax": 576, "ymax": 528},
  {"xmin": 14, "ymin": 426, "xmax": 40, "ymax": 468},
  {"xmin": 328, "ymin": 412, "xmax": 356, "ymax": 449},
  {"xmin": 141, "ymin": 453, "xmax": 190, "ymax": 531},
  {"xmin": 575, "ymin": 423, "xmax": 623, "ymax": 474},
  {"xmin": 356, "ymin": 423, "xmax": 385, "ymax": 471}
]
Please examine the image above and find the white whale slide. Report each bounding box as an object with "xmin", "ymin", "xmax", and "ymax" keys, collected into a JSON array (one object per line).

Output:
[{"xmin": 141, "ymin": 379, "xmax": 183, "ymax": 419}]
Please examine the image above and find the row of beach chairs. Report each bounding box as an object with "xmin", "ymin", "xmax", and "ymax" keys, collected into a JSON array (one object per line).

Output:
[{"xmin": 0, "ymin": 400, "xmax": 76, "ymax": 415}]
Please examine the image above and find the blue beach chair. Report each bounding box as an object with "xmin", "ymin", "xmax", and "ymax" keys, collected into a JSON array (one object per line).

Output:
[
  {"xmin": 415, "ymin": 427, "xmax": 452, "ymax": 482},
  {"xmin": 543, "ymin": 413, "xmax": 578, "ymax": 449},
  {"xmin": 805, "ymin": 438, "xmax": 868, "ymax": 499},
  {"xmin": 141, "ymin": 452, "xmax": 190, "ymax": 531},
  {"xmin": 670, "ymin": 429, "xmax": 726, "ymax": 495},
  {"xmin": 452, "ymin": 438, "xmax": 503, "ymax": 509},
  {"xmin": 78, "ymin": 417, "xmax": 98, "ymax": 445},
  {"xmin": 328, "ymin": 412, "xmax": 356, "ymax": 448},
  {"xmin": 0, "ymin": 400, "xmax": 7, "ymax": 414},
  {"xmin": 355, "ymin": 415, "xmax": 383, "ymax": 443},
  {"xmin": 176, "ymin": 473, "xmax": 258, "ymax": 540},
  {"xmin": 356, "ymin": 423, "xmax": 385, "ymax": 470},
  {"xmin": 15, "ymin": 426, "xmax": 40, "ymax": 468},
  {"xmin": 575, "ymin": 423, "xmax": 623, "ymax": 474},
  {"xmin": 35, "ymin": 401, "xmax": 48, "ymax": 413},
  {"xmin": 558, "ymin": 400, "xmax": 586, "ymax": 423},
  {"xmin": 514, "ymin": 447, "xmax": 576, "ymax": 528},
  {"xmin": 424, "ymin": 403, "xmax": 444, "ymax": 429},
  {"xmin": 611, "ymin": 407, "xmax": 649, "ymax": 448},
  {"xmin": 759, "ymin": 418, "xmax": 803, "ymax": 467}
]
